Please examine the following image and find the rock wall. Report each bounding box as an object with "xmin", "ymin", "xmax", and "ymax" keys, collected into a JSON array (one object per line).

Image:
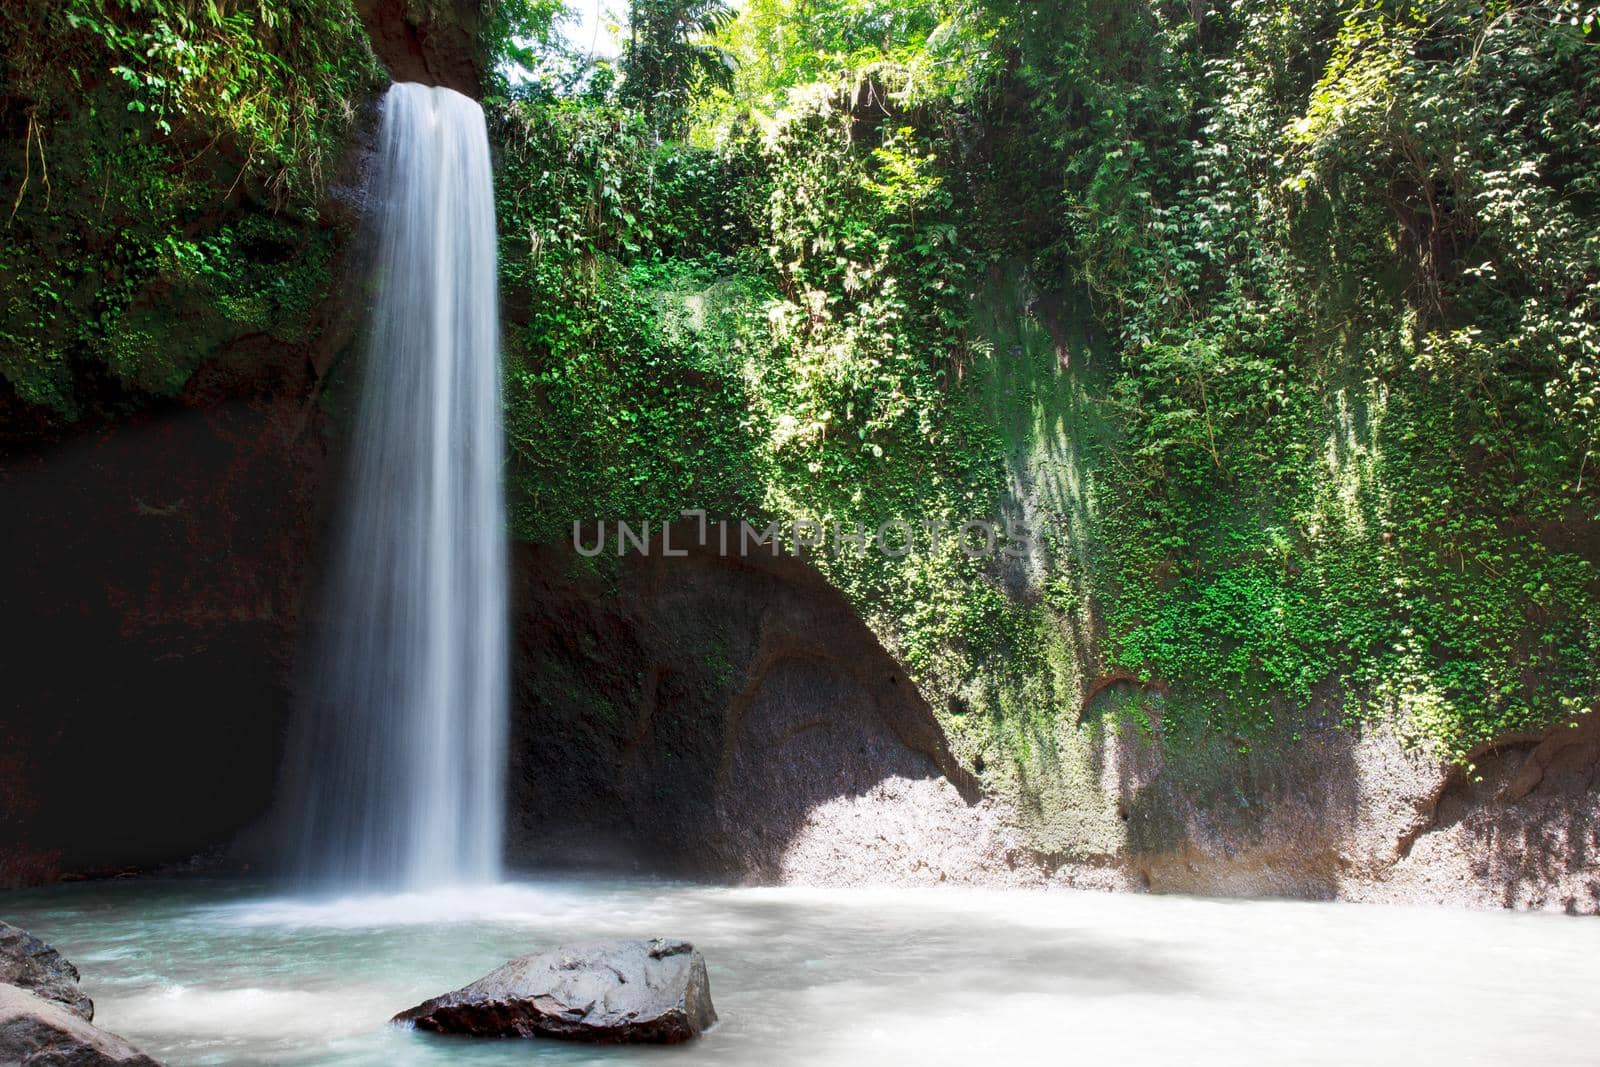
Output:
[
  {"xmin": 0, "ymin": 264, "xmax": 357, "ymax": 884},
  {"xmin": 0, "ymin": 1, "xmax": 499, "ymax": 886},
  {"xmin": 506, "ymin": 528, "xmax": 1000, "ymax": 878},
  {"xmin": 0, "ymin": 63, "xmax": 375, "ymax": 889},
  {"xmin": 510, "ymin": 535, "xmax": 1600, "ymax": 911},
  {"xmin": 354, "ymin": 0, "xmax": 486, "ymax": 97},
  {"xmin": 1035, "ymin": 706, "xmax": 1600, "ymax": 912}
]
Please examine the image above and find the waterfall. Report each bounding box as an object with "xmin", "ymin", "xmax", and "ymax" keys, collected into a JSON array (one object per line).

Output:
[{"xmin": 290, "ymin": 82, "xmax": 507, "ymax": 889}]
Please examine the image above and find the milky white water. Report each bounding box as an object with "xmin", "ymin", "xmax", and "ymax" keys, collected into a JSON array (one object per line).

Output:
[
  {"xmin": 287, "ymin": 81, "xmax": 507, "ymax": 890},
  {"xmin": 5, "ymin": 880, "xmax": 1598, "ymax": 1066}
]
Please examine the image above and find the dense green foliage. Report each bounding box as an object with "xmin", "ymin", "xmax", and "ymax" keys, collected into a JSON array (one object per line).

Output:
[
  {"xmin": 3, "ymin": 0, "xmax": 1594, "ymax": 794},
  {"xmin": 619, "ymin": 0, "xmax": 736, "ymax": 134},
  {"xmin": 497, "ymin": 0, "xmax": 1600, "ymax": 771},
  {"xmin": 0, "ymin": 0, "xmax": 380, "ymax": 420},
  {"xmin": 1009, "ymin": 0, "xmax": 1600, "ymax": 756}
]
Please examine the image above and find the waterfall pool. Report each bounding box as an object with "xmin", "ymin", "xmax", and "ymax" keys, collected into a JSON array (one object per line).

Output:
[{"xmin": 4, "ymin": 878, "xmax": 1596, "ymax": 1066}]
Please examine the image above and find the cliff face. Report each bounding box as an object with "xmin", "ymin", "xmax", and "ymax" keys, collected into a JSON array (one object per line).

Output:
[
  {"xmin": 515, "ymin": 559, "xmax": 1590, "ymax": 905},
  {"xmin": 0, "ymin": 0, "xmax": 496, "ymax": 884},
  {"xmin": 505, "ymin": 530, "xmax": 988, "ymax": 878},
  {"xmin": 483, "ymin": 3, "xmax": 1599, "ymax": 909},
  {"xmin": 0, "ymin": 248, "xmax": 360, "ymax": 884},
  {"xmin": 2, "ymin": 2, "xmax": 1593, "ymax": 912},
  {"xmin": 491, "ymin": 251, "xmax": 1597, "ymax": 909},
  {"xmin": 354, "ymin": 0, "xmax": 487, "ymax": 96},
  {"xmin": 509, "ymin": 535, "xmax": 1598, "ymax": 910}
]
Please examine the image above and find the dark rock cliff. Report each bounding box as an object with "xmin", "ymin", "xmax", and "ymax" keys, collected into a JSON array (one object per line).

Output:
[
  {"xmin": 0, "ymin": 245, "xmax": 362, "ymax": 883},
  {"xmin": 506, "ymin": 528, "xmax": 981, "ymax": 879},
  {"xmin": 354, "ymin": 0, "xmax": 487, "ymax": 97}
]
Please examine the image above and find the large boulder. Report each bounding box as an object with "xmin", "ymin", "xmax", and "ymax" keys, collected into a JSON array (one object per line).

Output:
[
  {"xmin": 394, "ymin": 938, "xmax": 717, "ymax": 1044},
  {"xmin": 0, "ymin": 922, "xmax": 93, "ymax": 1021},
  {"xmin": 0, "ymin": 984, "xmax": 161, "ymax": 1066}
]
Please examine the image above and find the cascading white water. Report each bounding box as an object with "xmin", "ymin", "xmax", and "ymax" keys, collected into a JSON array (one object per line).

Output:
[{"xmin": 291, "ymin": 82, "xmax": 507, "ymax": 889}]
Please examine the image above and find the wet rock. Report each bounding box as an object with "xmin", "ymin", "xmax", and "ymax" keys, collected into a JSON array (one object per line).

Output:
[
  {"xmin": 354, "ymin": 0, "xmax": 485, "ymax": 97},
  {"xmin": 0, "ymin": 922, "xmax": 93, "ymax": 1021},
  {"xmin": 0, "ymin": 984, "xmax": 161, "ymax": 1066},
  {"xmin": 394, "ymin": 938, "xmax": 716, "ymax": 1044}
]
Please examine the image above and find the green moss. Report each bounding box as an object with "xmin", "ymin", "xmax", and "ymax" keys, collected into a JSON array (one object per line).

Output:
[
  {"xmin": 495, "ymin": 1, "xmax": 1600, "ymax": 848},
  {"xmin": 0, "ymin": 0, "xmax": 379, "ymax": 421}
]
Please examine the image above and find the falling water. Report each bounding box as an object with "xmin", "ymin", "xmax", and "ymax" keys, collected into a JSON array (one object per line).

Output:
[{"xmin": 290, "ymin": 82, "xmax": 507, "ymax": 889}]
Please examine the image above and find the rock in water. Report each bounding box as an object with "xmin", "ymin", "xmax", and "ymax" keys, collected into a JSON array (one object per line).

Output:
[
  {"xmin": 0, "ymin": 921, "xmax": 94, "ymax": 1021},
  {"xmin": 0, "ymin": 984, "xmax": 162, "ymax": 1066},
  {"xmin": 394, "ymin": 938, "xmax": 717, "ymax": 1043}
]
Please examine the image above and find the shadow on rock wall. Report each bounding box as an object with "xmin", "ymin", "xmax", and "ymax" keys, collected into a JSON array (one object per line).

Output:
[
  {"xmin": 1063, "ymin": 682, "xmax": 1600, "ymax": 911},
  {"xmin": 506, "ymin": 526, "xmax": 1037, "ymax": 884},
  {"xmin": 0, "ymin": 391, "xmax": 330, "ymax": 883},
  {"xmin": 1391, "ymin": 713, "xmax": 1600, "ymax": 912}
]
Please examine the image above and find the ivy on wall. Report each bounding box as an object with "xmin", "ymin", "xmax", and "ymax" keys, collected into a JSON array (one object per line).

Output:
[
  {"xmin": 2, "ymin": 0, "xmax": 1593, "ymax": 786},
  {"xmin": 494, "ymin": 0, "xmax": 1600, "ymax": 774},
  {"xmin": 0, "ymin": 0, "xmax": 381, "ymax": 420}
]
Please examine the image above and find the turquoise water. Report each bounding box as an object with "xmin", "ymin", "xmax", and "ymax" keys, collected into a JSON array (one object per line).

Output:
[{"xmin": 4, "ymin": 878, "xmax": 1598, "ymax": 1066}]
